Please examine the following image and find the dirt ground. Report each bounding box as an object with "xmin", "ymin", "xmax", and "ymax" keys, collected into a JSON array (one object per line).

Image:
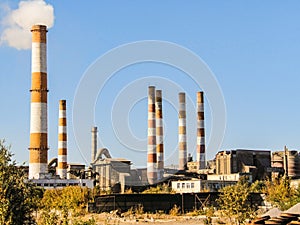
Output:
[{"xmin": 81, "ymin": 213, "xmax": 220, "ymax": 225}]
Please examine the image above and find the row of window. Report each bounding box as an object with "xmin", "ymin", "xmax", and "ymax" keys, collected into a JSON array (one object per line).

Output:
[
  {"xmin": 35, "ymin": 183, "xmax": 86, "ymax": 187},
  {"xmin": 176, "ymin": 182, "xmax": 195, "ymax": 189}
]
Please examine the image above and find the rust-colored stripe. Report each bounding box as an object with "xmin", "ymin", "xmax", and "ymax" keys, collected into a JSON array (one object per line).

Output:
[
  {"xmin": 156, "ymin": 144, "xmax": 164, "ymax": 153},
  {"xmin": 58, "ymin": 148, "xmax": 67, "ymax": 155},
  {"xmin": 148, "ymin": 154, "xmax": 157, "ymax": 162},
  {"xmin": 179, "ymin": 142, "xmax": 187, "ymax": 150},
  {"xmin": 58, "ymin": 133, "xmax": 67, "ymax": 141},
  {"xmin": 59, "ymin": 118, "xmax": 67, "ymax": 126},
  {"xmin": 29, "ymin": 149, "xmax": 48, "ymax": 163},
  {"xmin": 31, "ymin": 25, "xmax": 47, "ymax": 43},
  {"xmin": 178, "ymin": 126, "xmax": 186, "ymax": 134},
  {"xmin": 30, "ymin": 133, "xmax": 48, "ymax": 148},
  {"xmin": 59, "ymin": 100, "xmax": 66, "ymax": 110},
  {"xmin": 58, "ymin": 162, "xmax": 68, "ymax": 169},
  {"xmin": 197, "ymin": 128, "xmax": 205, "ymax": 136}
]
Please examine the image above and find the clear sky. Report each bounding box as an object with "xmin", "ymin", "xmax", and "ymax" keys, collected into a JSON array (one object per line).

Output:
[{"xmin": 0, "ymin": 1, "xmax": 300, "ymax": 167}]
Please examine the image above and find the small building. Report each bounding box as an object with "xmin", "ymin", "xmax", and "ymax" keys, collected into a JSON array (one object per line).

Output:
[{"xmin": 171, "ymin": 179, "xmax": 201, "ymax": 193}]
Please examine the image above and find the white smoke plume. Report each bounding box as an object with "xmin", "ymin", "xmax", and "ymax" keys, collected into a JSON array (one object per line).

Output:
[{"xmin": 0, "ymin": 0, "xmax": 54, "ymax": 50}]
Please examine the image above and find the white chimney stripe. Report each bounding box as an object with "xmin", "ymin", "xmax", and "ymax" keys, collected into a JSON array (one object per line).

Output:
[
  {"xmin": 179, "ymin": 119, "xmax": 186, "ymax": 126},
  {"xmin": 29, "ymin": 163, "xmax": 48, "ymax": 179},
  {"xmin": 30, "ymin": 102, "xmax": 47, "ymax": 133},
  {"xmin": 58, "ymin": 141, "xmax": 67, "ymax": 149},
  {"xmin": 157, "ymin": 154, "xmax": 163, "ymax": 161},
  {"xmin": 57, "ymin": 168, "xmax": 67, "ymax": 176},
  {"xmin": 197, "ymin": 104, "xmax": 204, "ymax": 112},
  {"xmin": 148, "ymin": 128, "xmax": 156, "ymax": 136},
  {"xmin": 179, "ymin": 134, "xmax": 187, "ymax": 142},
  {"xmin": 31, "ymin": 42, "xmax": 47, "ymax": 73},
  {"xmin": 197, "ymin": 120, "xmax": 205, "ymax": 128},
  {"xmin": 147, "ymin": 163, "xmax": 157, "ymax": 172},
  {"xmin": 59, "ymin": 110, "xmax": 66, "ymax": 118},
  {"xmin": 179, "ymin": 151, "xmax": 187, "ymax": 158},
  {"xmin": 58, "ymin": 126, "xmax": 67, "ymax": 134},
  {"xmin": 156, "ymin": 135, "xmax": 163, "ymax": 144},
  {"xmin": 147, "ymin": 145, "xmax": 156, "ymax": 153},
  {"xmin": 197, "ymin": 137, "xmax": 205, "ymax": 144},
  {"xmin": 148, "ymin": 112, "xmax": 155, "ymax": 118},
  {"xmin": 179, "ymin": 104, "xmax": 186, "ymax": 112},
  {"xmin": 156, "ymin": 118, "xmax": 163, "ymax": 126},
  {"xmin": 58, "ymin": 155, "xmax": 67, "ymax": 162}
]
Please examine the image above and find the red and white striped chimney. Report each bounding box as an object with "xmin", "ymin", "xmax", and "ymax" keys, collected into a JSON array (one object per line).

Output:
[
  {"xmin": 147, "ymin": 86, "xmax": 157, "ymax": 184},
  {"xmin": 197, "ymin": 92, "xmax": 206, "ymax": 170},
  {"xmin": 57, "ymin": 100, "xmax": 67, "ymax": 178},
  {"xmin": 155, "ymin": 90, "xmax": 164, "ymax": 180},
  {"xmin": 178, "ymin": 92, "xmax": 187, "ymax": 171},
  {"xmin": 29, "ymin": 25, "xmax": 48, "ymax": 179}
]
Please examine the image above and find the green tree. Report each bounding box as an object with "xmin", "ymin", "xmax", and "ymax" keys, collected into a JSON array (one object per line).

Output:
[
  {"xmin": 217, "ymin": 177, "xmax": 255, "ymax": 224},
  {"xmin": 264, "ymin": 176, "xmax": 300, "ymax": 210},
  {"xmin": 0, "ymin": 140, "xmax": 41, "ymax": 225},
  {"xmin": 38, "ymin": 186, "xmax": 90, "ymax": 224}
]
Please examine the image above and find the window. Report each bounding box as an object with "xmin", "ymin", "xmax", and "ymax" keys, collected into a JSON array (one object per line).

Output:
[
  {"xmin": 187, "ymin": 183, "xmax": 190, "ymax": 189},
  {"xmin": 177, "ymin": 183, "xmax": 180, "ymax": 189},
  {"xmin": 191, "ymin": 183, "xmax": 194, "ymax": 188},
  {"xmin": 182, "ymin": 183, "xmax": 185, "ymax": 188}
]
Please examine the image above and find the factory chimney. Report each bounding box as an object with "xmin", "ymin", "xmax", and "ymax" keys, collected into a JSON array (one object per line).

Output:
[
  {"xmin": 155, "ymin": 90, "xmax": 164, "ymax": 180},
  {"xmin": 57, "ymin": 100, "xmax": 67, "ymax": 179},
  {"xmin": 197, "ymin": 91, "xmax": 206, "ymax": 170},
  {"xmin": 91, "ymin": 127, "xmax": 98, "ymax": 163},
  {"xmin": 178, "ymin": 92, "xmax": 187, "ymax": 171},
  {"xmin": 28, "ymin": 25, "xmax": 48, "ymax": 179},
  {"xmin": 147, "ymin": 86, "xmax": 157, "ymax": 184}
]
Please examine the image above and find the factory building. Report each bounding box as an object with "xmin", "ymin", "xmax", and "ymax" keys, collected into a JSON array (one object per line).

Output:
[
  {"xmin": 215, "ymin": 149, "xmax": 271, "ymax": 181},
  {"xmin": 272, "ymin": 147, "xmax": 300, "ymax": 178}
]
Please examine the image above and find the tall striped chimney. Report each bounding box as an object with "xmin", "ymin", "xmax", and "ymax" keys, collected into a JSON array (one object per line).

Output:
[
  {"xmin": 197, "ymin": 91, "xmax": 206, "ymax": 170},
  {"xmin": 57, "ymin": 100, "xmax": 67, "ymax": 179},
  {"xmin": 29, "ymin": 25, "xmax": 48, "ymax": 179},
  {"xmin": 155, "ymin": 90, "xmax": 164, "ymax": 180},
  {"xmin": 178, "ymin": 92, "xmax": 187, "ymax": 171},
  {"xmin": 91, "ymin": 127, "xmax": 98, "ymax": 163},
  {"xmin": 147, "ymin": 86, "xmax": 157, "ymax": 184}
]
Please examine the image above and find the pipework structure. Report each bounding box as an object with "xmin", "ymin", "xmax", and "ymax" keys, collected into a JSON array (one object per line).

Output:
[
  {"xmin": 91, "ymin": 127, "xmax": 98, "ymax": 163},
  {"xmin": 57, "ymin": 100, "xmax": 67, "ymax": 178},
  {"xmin": 147, "ymin": 86, "xmax": 157, "ymax": 184},
  {"xmin": 178, "ymin": 92, "xmax": 187, "ymax": 170},
  {"xmin": 155, "ymin": 90, "xmax": 164, "ymax": 180},
  {"xmin": 28, "ymin": 25, "xmax": 49, "ymax": 179},
  {"xmin": 197, "ymin": 91, "xmax": 206, "ymax": 169}
]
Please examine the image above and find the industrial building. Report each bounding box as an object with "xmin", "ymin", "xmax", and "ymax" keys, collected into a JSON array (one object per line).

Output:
[
  {"xmin": 271, "ymin": 147, "xmax": 300, "ymax": 178},
  {"xmin": 24, "ymin": 24, "xmax": 300, "ymax": 194},
  {"xmin": 215, "ymin": 149, "xmax": 271, "ymax": 181}
]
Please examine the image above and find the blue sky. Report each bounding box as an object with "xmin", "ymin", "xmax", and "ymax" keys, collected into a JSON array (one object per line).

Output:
[{"xmin": 1, "ymin": 1, "xmax": 300, "ymax": 167}]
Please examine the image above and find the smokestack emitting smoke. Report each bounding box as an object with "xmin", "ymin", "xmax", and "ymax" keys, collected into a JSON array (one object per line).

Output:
[
  {"xmin": 0, "ymin": 0, "xmax": 54, "ymax": 50},
  {"xmin": 155, "ymin": 90, "xmax": 164, "ymax": 180},
  {"xmin": 28, "ymin": 24, "xmax": 48, "ymax": 179},
  {"xmin": 197, "ymin": 91, "xmax": 206, "ymax": 170},
  {"xmin": 91, "ymin": 127, "xmax": 98, "ymax": 163},
  {"xmin": 178, "ymin": 92, "xmax": 187, "ymax": 171},
  {"xmin": 57, "ymin": 100, "xmax": 67, "ymax": 179},
  {"xmin": 147, "ymin": 86, "xmax": 157, "ymax": 184}
]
